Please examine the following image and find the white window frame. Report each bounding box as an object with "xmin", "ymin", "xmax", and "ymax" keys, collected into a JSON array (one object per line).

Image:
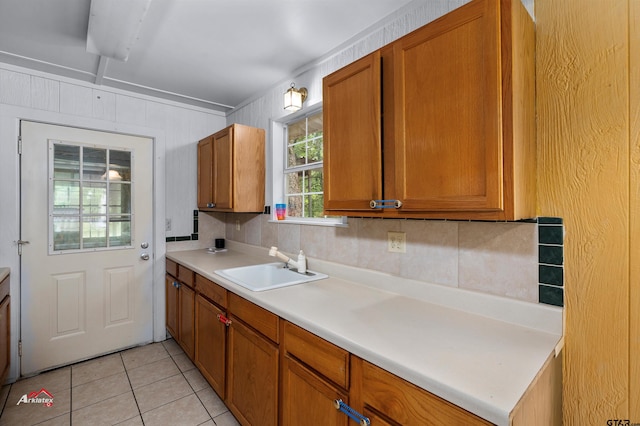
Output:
[{"xmin": 271, "ymin": 105, "xmax": 346, "ymax": 226}]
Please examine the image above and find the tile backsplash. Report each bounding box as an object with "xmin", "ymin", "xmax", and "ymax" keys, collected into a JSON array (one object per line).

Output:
[{"xmin": 171, "ymin": 212, "xmax": 567, "ymax": 306}]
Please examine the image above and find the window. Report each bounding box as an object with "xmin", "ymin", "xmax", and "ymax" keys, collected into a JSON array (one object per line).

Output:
[
  {"xmin": 284, "ymin": 111, "xmax": 324, "ymax": 218},
  {"xmin": 50, "ymin": 141, "xmax": 133, "ymax": 253}
]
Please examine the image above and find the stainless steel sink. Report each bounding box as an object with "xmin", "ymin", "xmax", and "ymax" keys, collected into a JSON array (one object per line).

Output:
[{"xmin": 214, "ymin": 262, "xmax": 328, "ymax": 292}]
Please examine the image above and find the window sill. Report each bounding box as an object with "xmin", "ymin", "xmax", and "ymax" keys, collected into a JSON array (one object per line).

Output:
[{"xmin": 268, "ymin": 218, "xmax": 348, "ymax": 228}]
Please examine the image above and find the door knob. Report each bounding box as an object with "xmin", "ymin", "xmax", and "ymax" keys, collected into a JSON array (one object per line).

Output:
[
  {"xmin": 140, "ymin": 253, "xmax": 150, "ymax": 260},
  {"xmin": 141, "ymin": 242, "xmax": 149, "ymax": 249}
]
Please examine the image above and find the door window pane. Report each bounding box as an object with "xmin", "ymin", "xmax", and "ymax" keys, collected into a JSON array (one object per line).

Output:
[
  {"xmin": 109, "ymin": 216, "xmax": 131, "ymax": 247},
  {"xmin": 83, "ymin": 148, "xmax": 107, "ymax": 181},
  {"xmin": 50, "ymin": 141, "xmax": 133, "ymax": 253},
  {"xmin": 53, "ymin": 217, "xmax": 80, "ymax": 251},
  {"xmin": 53, "ymin": 145, "xmax": 80, "ymax": 179}
]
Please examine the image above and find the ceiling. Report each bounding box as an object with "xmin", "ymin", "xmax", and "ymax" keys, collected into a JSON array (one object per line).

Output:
[{"xmin": 0, "ymin": 0, "xmax": 416, "ymax": 113}]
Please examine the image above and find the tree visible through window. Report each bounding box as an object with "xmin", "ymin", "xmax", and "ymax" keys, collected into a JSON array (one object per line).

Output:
[{"xmin": 284, "ymin": 111, "xmax": 324, "ymax": 218}]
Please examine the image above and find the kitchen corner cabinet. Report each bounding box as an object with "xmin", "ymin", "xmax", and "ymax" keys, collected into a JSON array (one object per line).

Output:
[
  {"xmin": 323, "ymin": 0, "xmax": 536, "ymax": 221},
  {"xmin": 0, "ymin": 272, "xmax": 10, "ymax": 384},
  {"xmin": 165, "ymin": 260, "xmax": 195, "ymax": 359},
  {"xmin": 197, "ymin": 124, "xmax": 266, "ymax": 213},
  {"xmin": 226, "ymin": 293, "xmax": 279, "ymax": 426}
]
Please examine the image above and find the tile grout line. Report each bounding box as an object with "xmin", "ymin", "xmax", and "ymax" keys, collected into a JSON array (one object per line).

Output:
[{"xmin": 121, "ymin": 352, "xmax": 146, "ymax": 426}]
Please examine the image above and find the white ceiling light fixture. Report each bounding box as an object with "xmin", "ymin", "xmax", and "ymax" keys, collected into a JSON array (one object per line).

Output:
[
  {"xmin": 87, "ymin": 0, "xmax": 152, "ymax": 62},
  {"xmin": 284, "ymin": 82, "xmax": 308, "ymax": 111}
]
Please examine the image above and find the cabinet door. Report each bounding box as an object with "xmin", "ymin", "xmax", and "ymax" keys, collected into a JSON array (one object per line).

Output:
[
  {"xmin": 0, "ymin": 295, "xmax": 9, "ymax": 383},
  {"xmin": 197, "ymin": 135, "xmax": 214, "ymax": 209},
  {"xmin": 393, "ymin": 0, "xmax": 503, "ymax": 212},
  {"xmin": 178, "ymin": 283, "xmax": 195, "ymax": 359},
  {"xmin": 213, "ymin": 127, "xmax": 233, "ymax": 210},
  {"xmin": 323, "ymin": 51, "xmax": 383, "ymax": 212},
  {"xmin": 226, "ymin": 317, "xmax": 278, "ymax": 426},
  {"xmin": 281, "ymin": 356, "xmax": 349, "ymax": 426},
  {"xmin": 165, "ymin": 275, "xmax": 179, "ymax": 339},
  {"xmin": 195, "ymin": 294, "xmax": 226, "ymax": 398},
  {"xmin": 358, "ymin": 359, "xmax": 491, "ymax": 425}
]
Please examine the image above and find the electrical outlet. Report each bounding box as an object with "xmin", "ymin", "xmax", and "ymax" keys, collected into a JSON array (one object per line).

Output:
[
  {"xmin": 388, "ymin": 231, "xmax": 406, "ymax": 253},
  {"xmin": 235, "ymin": 220, "xmax": 240, "ymax": 231},
  {"xmin": 165, "ymin": 218, "xmax": 172, "ymax": 231}
]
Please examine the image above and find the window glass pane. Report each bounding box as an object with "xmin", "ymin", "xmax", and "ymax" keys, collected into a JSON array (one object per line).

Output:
[
  {"xmin": 109, "ymin": 216, "xmax": 131, "ymax": 247},
  {"xmin": 53, "ymin": 181, "xmax": 80, "ymax": 215},
  {"xmin": 83, "ymin": 182, "xmax": 107, "ymax": 215},
  {"xmin": 109, "ymin": 183, "xmax": 131, "ymax": 214},
  {"xmin": 83, "ymin": 148, "xmax": 107, "ymax": 181},
  {"xmin": 83, "ymin": 216, "xmax": 107, "ymax": 248},
  {"xmin": 53, "ymin": 144, "xmax": 80, "ymax": 179},
  {"xmin": 53, "ymin": 217, "xmax": 80, "ymax": 251},
  {"xmin": 285, "ymin": 167, "xmax": 324, "ymax": 218},
  {"xmin": 286, "ymin": 194, "xmax": 303, "ymax": 218},
  {"xmin": 109, "ymin": 150, "xmax": 131, "ymax": 182}
]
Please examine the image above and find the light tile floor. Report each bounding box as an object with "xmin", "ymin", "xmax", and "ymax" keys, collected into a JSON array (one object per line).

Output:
[{"xmin": 0, "ymin": 339, "xmax": 240, "ymax": 426}]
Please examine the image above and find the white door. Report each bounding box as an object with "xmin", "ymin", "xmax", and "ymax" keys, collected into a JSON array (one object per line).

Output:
[{"xmin": 20, "ymin": 121, "xmax": 154, "ymax": 375}]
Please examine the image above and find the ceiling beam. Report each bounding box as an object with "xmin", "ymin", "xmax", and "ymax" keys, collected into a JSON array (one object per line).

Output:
[{"xmin": 94, "ymin": 55, "xmax": 109, "ymax": 85}]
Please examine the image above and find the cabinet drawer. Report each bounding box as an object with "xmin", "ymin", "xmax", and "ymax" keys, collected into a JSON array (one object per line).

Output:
[
  {"xmin": 166, "ymin": 259, "xmax": 178, "ymax": 277},
  {"xmin": 360, "ymin": 360, "xmax": 491, "ymax": 425},
  {"xmin": 196, "ymin": 274, "xmax": 227, "ymax": 308},
  {"xmin": 178, "ymin": 264, "xmax": 194, "ymax": 287},
  {"xmin": 0, "ymin": 276, "xmax": 8, "ymax": 302},
  {"xmin": 228, "ymin": 293, "xmax": 279, "ymax": 343},
  {"xmin": 284, "ymin": 321, "xmax": 349, "ymax": 389}
]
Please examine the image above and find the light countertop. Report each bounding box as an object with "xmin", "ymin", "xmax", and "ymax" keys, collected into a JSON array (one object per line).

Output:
[{"xmin": 167, "ymin": 242, "xmax": 563, "ymax": 425}]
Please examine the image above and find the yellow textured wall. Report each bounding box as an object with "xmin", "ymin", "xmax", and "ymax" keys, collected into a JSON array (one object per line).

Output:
[{"xmin": 536, "ymin": 0, "xmax": 637, "ymax": 422}]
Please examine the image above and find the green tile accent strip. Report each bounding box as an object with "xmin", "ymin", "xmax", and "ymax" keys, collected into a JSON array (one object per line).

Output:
[
  {"xmin": 539, "ymin": 285, "xmax": 564, "ymax": 306},
  {"xmin": 538, "ymin": 217, "xmax": 564, "ymax": 307},
  {"xmin": 538, "ymin": 225, "xmax": 563, "ymax": 245},
  {"xmin": 539, "ymin": 265, "xmax": 563, "ymax": 287}
]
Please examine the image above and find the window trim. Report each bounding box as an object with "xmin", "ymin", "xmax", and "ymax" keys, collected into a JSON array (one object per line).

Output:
[{"xmin": 271, "ymin": 104, "xmax": 347, "ymax": 226}]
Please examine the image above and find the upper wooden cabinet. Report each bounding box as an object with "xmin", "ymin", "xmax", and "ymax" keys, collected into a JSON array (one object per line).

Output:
[
  {"xmin": 323, "ymin": 0, "xmax": 536, "ymax": 220},
  {"xmin": 197, "ymin": 123, "xmax": 266, "ymax": 213}
]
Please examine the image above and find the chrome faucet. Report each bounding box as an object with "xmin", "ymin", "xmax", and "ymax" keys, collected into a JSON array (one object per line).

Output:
[{"xmin": 269, "ymin": 246, "xmax": 306, "ymax": 273}]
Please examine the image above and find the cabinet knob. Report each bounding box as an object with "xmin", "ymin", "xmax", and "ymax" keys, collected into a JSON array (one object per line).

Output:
[{"xmin": 207, "ymin": 203, "xmax": 216, "ymax": 208}]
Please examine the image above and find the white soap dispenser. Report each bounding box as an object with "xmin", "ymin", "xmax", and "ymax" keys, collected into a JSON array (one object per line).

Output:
[{"xmin": 297, "ymin": 250, "xmax": 307, "ymax": 274}]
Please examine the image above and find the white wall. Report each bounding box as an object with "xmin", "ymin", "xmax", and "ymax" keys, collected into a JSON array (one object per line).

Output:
[{"xmin": 0, "ymin": 63, "xmax": 226, "ymax": 383}]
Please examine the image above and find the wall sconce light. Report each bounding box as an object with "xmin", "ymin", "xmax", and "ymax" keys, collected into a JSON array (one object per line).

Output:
[{"xmin": 284, "ymin": 83, "xmax": 308, "ymax": 111}]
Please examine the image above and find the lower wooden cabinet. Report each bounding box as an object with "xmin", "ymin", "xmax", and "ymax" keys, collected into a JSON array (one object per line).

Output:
[
  {"xmin": 353, "ymin": 357, "xmax": 492, "ymax": 425},
  {"xmin": 226, "ymin": 316, "xmax": 279, "ymax": 426},
  {"xmin": 281, "ymin": 356, "xmax": 349, "ymax": 426},
  {"xmin": 195, "ymin": 293, "xmax": 227, "ymax": 397},
  {"xmin": 178, "ymin": 279, "xmax": 195, "ymax": 359},
  {"xmin": 165, "ymin": 260, "xmax": 195, "ymax": 360}
]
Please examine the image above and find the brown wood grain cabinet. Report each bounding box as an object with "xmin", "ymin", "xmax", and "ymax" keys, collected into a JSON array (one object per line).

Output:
[
  {"xmin": 177, "ymin": 265, "xmax": 195, "ymax": 359},
  {"xmin": 226, "ymin": 293, "xmax": 279, "ymax": 426},
  {"xmin": 165, "ymin": 260, "xmax": 179, "ymax": 340},
  {"xmin": 165, "ymin": 260, "xmax": 195, "ymax": 360},
  {"xmin": 323, "ymin": 0, "xmax": 536, "ymax": 220},
  {"xmin": 194, "ymin": 274, "xmax": 228, "ymax": 398},
  {"xmin": 352, "ymin": 357, "xmax": 492, "ymax": 425},
  {"xmin": 197, "ymin": 123, "xmax": 266, "ymax": 213},
  {"xmin": 0, "ymin": 273, "xmax": 10, "ymax": 384},
  {"xmin": 281, "ymin": 322, "xmax": 350, "ymax": 426}
]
